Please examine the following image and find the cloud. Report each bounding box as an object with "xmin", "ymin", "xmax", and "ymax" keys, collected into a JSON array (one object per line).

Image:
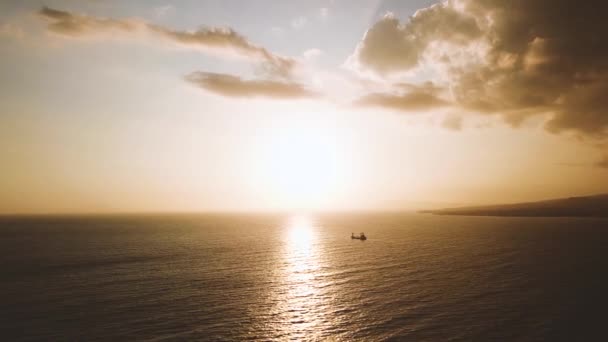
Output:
[
  {"xmin": 355, "ymin": 82, "xmax": 449, "ymax": 112},
  {"xmin": 185, "ymin": 72, "xmax": 316, "ymax": 99},
  {"xmin": 348, "ymin": 7, "xmax": 481, "ymax": 75},
  {"xmin": 356, "ymin": 90, "xmax": 448, "ymax": 112},
  {"xmin": 38, "ymin": 6, "xmax": 141, "ymax": 36},
  {"xmin": 38, "ymin": 6, "xmax": 296, "ymax": 78},
  {"xmin": 347, "ymin": 13, "xmax": 418, "ymax": 74},
  {"xmin": 147, "ymin": 25, "xmax": 295, "ymax": 78},
  {"xmin": 348, "ymin": 0, "xmax": 608, "ymax": 138}
]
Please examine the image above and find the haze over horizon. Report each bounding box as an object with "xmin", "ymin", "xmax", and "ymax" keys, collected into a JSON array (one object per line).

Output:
[{"xmin": 2, "ymin": 0, "xmax": 608, "ymax": 214}]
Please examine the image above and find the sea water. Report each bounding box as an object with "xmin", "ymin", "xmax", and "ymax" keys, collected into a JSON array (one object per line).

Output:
[{"xmin": 1, "ymin": 213, "xmax": 608, "ymax": 341}]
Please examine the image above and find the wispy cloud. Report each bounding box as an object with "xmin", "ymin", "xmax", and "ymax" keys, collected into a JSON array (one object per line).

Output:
[
  {"xmin": 39, "ymin": 6, "xmax": 142, "ymax": 36},
  {"xmin": 147, "ymin": 24, "xmax": 295, "ymax": 78},
  {"xmin": 185, "ymin": 72, "xmax": 316, "ymax": 99},
  {"xmin": 38, "ymin": 6, "xmax": 296, "ymax": 78},
  {"xmin": 354, "ymin": 82, "xmax": 449, "ymax": 112}
]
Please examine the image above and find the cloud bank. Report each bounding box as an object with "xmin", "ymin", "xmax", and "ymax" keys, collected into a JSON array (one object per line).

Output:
[{"xmin": 349, "ymin": 0, "xmax": 608, "ymax": 138}]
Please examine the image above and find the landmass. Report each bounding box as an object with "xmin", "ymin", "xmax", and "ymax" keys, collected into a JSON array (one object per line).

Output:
[{"xmin": 420, "ymin": 194, "xmax": 608, "ymax": 217}]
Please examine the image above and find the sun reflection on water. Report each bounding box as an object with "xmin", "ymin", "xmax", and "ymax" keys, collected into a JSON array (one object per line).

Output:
[
  {"xmin": 287, "ymin": 215, "xmax": 315, "ymax": 249},
  {"xmin": 274, "ymin": 215, "xmax": 328, "ymax": 340}
]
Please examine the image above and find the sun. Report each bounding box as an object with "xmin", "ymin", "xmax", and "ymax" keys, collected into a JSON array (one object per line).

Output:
[
  {"xmin": 255, "ymin": 119, "xmax": 343, "ymax": 210},
  {"xmin": 270, "ymin": 134, "xmax": 334, "ymax": 202}
]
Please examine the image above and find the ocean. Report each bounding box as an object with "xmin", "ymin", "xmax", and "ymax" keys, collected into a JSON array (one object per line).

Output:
[{"xmin": 1, "ymin": 213, "xmax": 608, "ymax": 341}]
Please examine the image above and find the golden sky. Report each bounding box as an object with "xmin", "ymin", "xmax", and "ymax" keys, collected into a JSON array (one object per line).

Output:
[{"xmin": 1, "ymin": 0, "xmax": 607, "ymax": 213}]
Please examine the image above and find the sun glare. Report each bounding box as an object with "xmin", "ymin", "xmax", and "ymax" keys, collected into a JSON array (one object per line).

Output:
[
  {"xmin": 277, "ymin": 214, "xmax": 325, "ymax": 339},
  {"xmin": 255, "ymin": 119, "xmax": 344, "ymax": 210},
  {"xmin": 286, "ymin": 215, "xmax": 315, "ymax": 246}
]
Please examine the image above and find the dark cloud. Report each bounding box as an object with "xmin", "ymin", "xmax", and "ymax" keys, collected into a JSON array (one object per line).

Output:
[
  {"xmin": 350, "ymin": 13, "xmax": 419, "ymax": 74},
  {"xmin": 185, "ymin": 72, "xmax": 315, "ymax": 99},
  {"xmin": 349, "ymin": 6, "xmax": 481, "ymax": 74},
  {"xmin": 349, "ymin": 0, "xmax": 608, "ymax": 138},
  {"xmin": 38, "ymin": 7, "xmax": 295, "ymax": 78}
]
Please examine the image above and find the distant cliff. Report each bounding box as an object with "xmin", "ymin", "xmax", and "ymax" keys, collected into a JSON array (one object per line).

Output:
[{"xmin": 421, "ymin": 194, "xmax": 608, "ymax": 217}]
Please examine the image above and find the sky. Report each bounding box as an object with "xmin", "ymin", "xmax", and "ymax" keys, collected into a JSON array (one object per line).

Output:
[{"xmin": 1, "ymin": 0, "xmax": 607, "ymax": 214}]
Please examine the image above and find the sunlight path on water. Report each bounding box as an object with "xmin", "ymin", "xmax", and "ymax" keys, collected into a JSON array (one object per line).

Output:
[{"xmin": 273, "ymin": 215, "xmax": 330, "ymax": 341}]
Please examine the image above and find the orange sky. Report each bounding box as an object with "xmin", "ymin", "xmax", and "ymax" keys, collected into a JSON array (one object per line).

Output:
[{"xmin": 0, "ymin": 0, "xmax": 607, "ymax": 214}]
